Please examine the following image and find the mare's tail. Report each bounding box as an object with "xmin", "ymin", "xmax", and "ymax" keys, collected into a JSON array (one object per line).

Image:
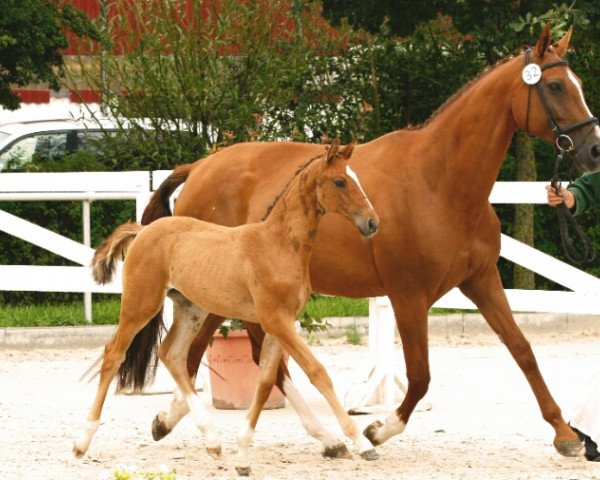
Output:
[
  {"xmin": 110, "ymin": 163, "xmax": 195, "ymax": 391},
  {"xmin": 141, "ymin": 163, "xmax": 194, "ymax": 225},
  {"xmin": 92, "ymin": 222, "xmax": 142, "ymax": 284}
]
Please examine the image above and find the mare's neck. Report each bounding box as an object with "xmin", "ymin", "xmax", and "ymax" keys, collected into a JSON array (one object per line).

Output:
[
  {"xmin": 263, "ymin": 162, "xmax": 322, "ymax": 258},
  {"xmin": 421, "ymin": 58, "xmax": 520, "ymax": 205}
]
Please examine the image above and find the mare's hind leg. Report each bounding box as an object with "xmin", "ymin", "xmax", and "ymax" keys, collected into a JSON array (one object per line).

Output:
[
  {"xmin": 152, "ymin": 311, "xmax": 224, "ymax": 442},
  {"xmin": 364, "ymin": 295, "xmax": 430, "ymax": 446},
  {"xmin": 263, "ymin": 314, "xmax": 378, "ymax": 460},
  {"xmin": 157, "ymin": 291, "xmax": 221, "ymax": 456},
  {"xmin": 73, "ymin": 288, "xmax": 165, "ymax": 457},
  {"xmin": 459, "ymin": 267, "xmax": 581, "ymax": 457}
]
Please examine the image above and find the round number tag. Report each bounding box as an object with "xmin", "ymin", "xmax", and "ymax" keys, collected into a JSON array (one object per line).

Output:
[{"xmin": 522, "ymin": 64, "xmax": 542, "ymax": 85}]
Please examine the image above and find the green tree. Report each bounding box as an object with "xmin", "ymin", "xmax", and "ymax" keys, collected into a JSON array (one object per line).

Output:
[
  {"xmin": 67, "ymin": 0, "xmax": 360, "ymax": 169},
  {"xmin": 0, "ymin": 0, "xmax": 100, "ymax": 110}
]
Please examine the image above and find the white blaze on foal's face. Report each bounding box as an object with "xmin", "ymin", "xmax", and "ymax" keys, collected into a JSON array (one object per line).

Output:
[{"xmin": 346, "ymin": 165, "xmax": 374, "ymax": 209}]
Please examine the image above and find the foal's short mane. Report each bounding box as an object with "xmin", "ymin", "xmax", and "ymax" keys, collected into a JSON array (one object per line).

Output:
[{"xmin": 260, "ymin": 150, "xmax": 328, "ymax": 221}]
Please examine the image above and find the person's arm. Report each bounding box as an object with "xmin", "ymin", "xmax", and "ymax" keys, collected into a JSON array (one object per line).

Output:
[
  {"xmin": 568, "ymin": 172, "xmax": 600, "ymax": 215},
  {"xmin": 546, "ymin": 172, "xmax": 600, "ymax": 216}
]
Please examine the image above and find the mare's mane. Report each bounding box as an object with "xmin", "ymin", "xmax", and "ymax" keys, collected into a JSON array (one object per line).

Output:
[
  {"xmin": 415, "ymin": 52, "xmax": 520, "ymax": 129},
  {"xmin": 260, "ymin": 150, "xmax": 325, "ymax": 221}
]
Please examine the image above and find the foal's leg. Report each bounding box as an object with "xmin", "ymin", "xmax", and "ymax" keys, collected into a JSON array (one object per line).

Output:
[
  {"xmin": 157, "ymin": 293, "xmax": 221, "ymax": 456},
  {"xmin": 152, "ymin": 312, "xmax": 224, "ymax": 441},
  {"xmin": 364, "ymin": 295, "xmax": 430, "ymax": 446},
  {"xmin": 235, "ymin": 334, "xmax": 350, "ymax": 476},
  {"xmin": 246, "ymin": 322, "xmax": 349, "ymax": 458},
  {"xmin": 73, "ymin": 288, "xmax": 165, "ymax": 457},
  {"xmin": 236, "ymin": 334, "xmax": 283, "ymax": 476},
  {"xmin": 459, "ymin": 268, "xmax": 582, "ymax": 456},
  {"xmin": 264, "ymin": 316, "xmax": 378, "ymax": 460}
]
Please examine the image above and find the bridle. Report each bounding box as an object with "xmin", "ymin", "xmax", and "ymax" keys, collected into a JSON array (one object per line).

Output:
[
  {"xmin": 523, "ymin": 48, "xmax": 599, "ymax": 153},
  {"xmin": 523, "ymin": 48, "xmax": 599, "ymax": 264}
]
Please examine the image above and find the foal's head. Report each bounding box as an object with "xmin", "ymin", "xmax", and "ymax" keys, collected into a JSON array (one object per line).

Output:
[
  {"xmin": 314, "ymin": 139, "xmax": 379, "ymax": 238},
  {"xmin": 512, "ymin": 24, "xmax": 600, "ymax": 171}
]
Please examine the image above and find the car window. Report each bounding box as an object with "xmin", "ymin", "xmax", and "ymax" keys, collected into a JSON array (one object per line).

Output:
[{"xmin": 0, "ymin": 132, "xmax": 68, "ymax": 170}]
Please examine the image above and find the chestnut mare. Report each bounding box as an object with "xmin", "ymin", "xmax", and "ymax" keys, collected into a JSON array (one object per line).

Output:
[
  {"xmin": 141, "ymin": 26, "xmax": 600, "ymax": 458},
  {"xmin": 73, "ymin": 140, "xmax": 380, "ymax": 472}
]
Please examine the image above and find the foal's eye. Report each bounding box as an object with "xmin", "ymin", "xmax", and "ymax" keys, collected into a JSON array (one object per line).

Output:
[
  {"xmin": 334, "ymin": 178, "xmax": 347, "ymax": 188},
  {"xmin": 547, "ymin": 81, "xmax": 563, "ymax": 93}
]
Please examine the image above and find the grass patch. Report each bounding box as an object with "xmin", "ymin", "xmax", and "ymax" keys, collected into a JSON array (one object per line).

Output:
[
  {"xmin": 0, "ymin": 298, "xmax": 120, "ymax": 328},
  {"xmin": 0, "ymin": 295, "xmax": 368, "ymax": 328},
  {"xmin": 303, "ymin": 295, "xmax": 368, "ymax": 318}
]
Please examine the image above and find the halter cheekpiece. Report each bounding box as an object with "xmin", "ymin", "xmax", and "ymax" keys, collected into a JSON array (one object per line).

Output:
[
  {"xmin": 523, "ymin": 48, "xmax": 598, "ymax": 149},
  {"xmin": 523, "ymin": 49, "xmax": 599, "ymax": 264}
]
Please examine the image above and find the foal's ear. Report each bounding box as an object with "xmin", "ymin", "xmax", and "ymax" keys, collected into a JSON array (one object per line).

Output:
[
  {"xmin": 554, "ymin": 26, "xmax": 573, "ymax": 58},
  {"xmin": 535, "ymin": 23, "xmax": 552, "ymax": 58},
  {"xmin": 338, "ymin": 139, "xmax": 357, "ymax": 160},
  {"xmin": 326, "ymin": 138, "xmax": 341, "ymax": 163}
]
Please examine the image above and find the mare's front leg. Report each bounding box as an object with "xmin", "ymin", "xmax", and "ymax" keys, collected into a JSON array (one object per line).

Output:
[
  {"xmin": 152, "ymin": 311, "xmax": 224, "ymax": 441},
  {"xmin": 459, "ymin": 266, "xmax": 582, "ymax": 457},
  {"xmin": 263, "ymin": 314, "xmax": 378, "ymax": 460},
  {"xmin": 364, "ymin": 295, "xmax": 430, "ymax": 446}
]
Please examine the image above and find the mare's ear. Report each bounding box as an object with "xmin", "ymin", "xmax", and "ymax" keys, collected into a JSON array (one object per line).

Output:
[
  {"xmin": 326, "ymin": 138, "xmax": 341, "ymax": 163},
  {"xmin": 554, "ymin": 26, "xmax": 573, "ymax": 58},
  {"xmin": 535, "ymin": 23, "xmax": 552, "ymax": 58},
  {"xmin": 338, "ymin": 139, "xmax": 357, "ymax": 160}
]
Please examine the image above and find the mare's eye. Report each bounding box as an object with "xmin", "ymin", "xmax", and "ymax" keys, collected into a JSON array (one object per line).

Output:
[
  {"xmin": 334, "ymin": 178, "xmax": 347, "ymax": 188},
  {"xmin": 547, "ymin": 81, "xmax": 563, "ymax": 93}
]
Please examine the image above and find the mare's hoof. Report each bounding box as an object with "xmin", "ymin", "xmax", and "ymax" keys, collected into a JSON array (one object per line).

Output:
[
  {"xmin": 206, "ymin": 445, "xmax": 222, "ymax": 458},
  {"xmin": 72, "ymin": 444, "xmax": 85, "ymax": 459},
  {"xmin": 363, "ymin": 420, "xmax": 383, "ymax": 446},
  {"xmin": 554, "ymin": 437, "xmax": 583, "ymax": 457},
  {"xmin": 151, "ymin": 414, "xmax": 170, "ymax": 441},
  {"xmin": 235, "ymin": 466, "xmax": 251, "ymax": 476},
  {"xmin": 360, "ymin": 448, "xmax": 379, "ymax": 461},
  {"xmin": 323, "ymin": 443, "xmax": 352, "ymax": 459}
]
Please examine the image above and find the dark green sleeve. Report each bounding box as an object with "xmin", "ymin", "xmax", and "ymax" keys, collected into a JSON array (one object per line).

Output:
[{"xmin": 568, "ymin": 172, "xmax": 600, "ymax": 216}]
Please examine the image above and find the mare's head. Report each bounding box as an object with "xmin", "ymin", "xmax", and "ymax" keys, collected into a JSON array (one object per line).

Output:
[
  {"xmin": 314, "ymin": 139, "xmax": 379, "ymax": 238},
  {"xmin": 511, "ymin": 24, "xmax": 600, "ymax": 172}
]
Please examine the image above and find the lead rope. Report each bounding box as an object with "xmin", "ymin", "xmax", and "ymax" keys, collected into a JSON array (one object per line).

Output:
[{"xmin": 550, "ymin": 147, "xmax": 596, "ymax": 264}]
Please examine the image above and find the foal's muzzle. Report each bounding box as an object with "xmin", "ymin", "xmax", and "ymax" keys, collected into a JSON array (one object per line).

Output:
[{"xmin": 358, "ymin": 215, "xmax": 379, "ymax": 238}]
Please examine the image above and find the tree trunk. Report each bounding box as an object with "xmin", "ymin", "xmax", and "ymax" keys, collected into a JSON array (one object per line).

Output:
[{"xmin": 513, "ymin": 130, "xmax": 536, "ymax": 289}]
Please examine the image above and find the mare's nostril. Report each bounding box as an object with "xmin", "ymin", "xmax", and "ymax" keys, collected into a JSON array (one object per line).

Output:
[
  {"xmin": 590, "ymin": 143, "xmax": 600, "ymax": 160},
  {"xmin": 368, "ymin": 218, "xmax": 379, "ymax": 233}
]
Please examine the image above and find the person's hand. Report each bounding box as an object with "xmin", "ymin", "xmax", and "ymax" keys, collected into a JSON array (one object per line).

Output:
[{"xmin": 546, "ymin": 184, "xmax": 575, "ymax": 209}]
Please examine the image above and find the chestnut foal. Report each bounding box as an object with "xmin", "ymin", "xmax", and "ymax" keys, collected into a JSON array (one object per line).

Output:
[{"xmin": 73, "ymin": 140, "xmax": 379, "ymax": 474}]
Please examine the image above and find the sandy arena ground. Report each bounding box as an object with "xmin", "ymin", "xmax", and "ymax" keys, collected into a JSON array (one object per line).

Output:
[{"xmin": 0, "ymin": 332, "xmax": 599, "ymax": 480}]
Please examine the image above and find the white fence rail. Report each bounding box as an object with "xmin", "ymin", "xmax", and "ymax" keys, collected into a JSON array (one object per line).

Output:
[{"xmin": 1, "ymin": 172, "xmax": 600, "ymax": 319}]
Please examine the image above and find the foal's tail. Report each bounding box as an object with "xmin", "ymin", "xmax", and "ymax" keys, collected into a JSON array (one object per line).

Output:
[
  {"xmin": 141, "ymin": 163, "xmax": 194, "ymax": 225},
  {"xmin": 105, "ymin": 163, "xmax": 194, "ymax": 392},
  {"xmin": 92, "ymin": 222, "xmax": 143, "ymax": 285}
]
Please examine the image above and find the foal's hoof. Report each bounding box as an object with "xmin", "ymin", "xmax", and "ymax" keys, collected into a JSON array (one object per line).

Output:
[
  {"xmin": 359, "ymin": 448, "xmax": 380, "ymax": 461},
  {"xmin": 235, "ymin": 466, "xmax": 251, "ymax": 476},
  {"xmin": 363, "ymin": 420, "xmax": 383, "ymax": 446},
  {"xmin": 72, "ymin": 445, "xmax": 85, "ymax": 459},
  {"xmin": 554, "ymin": 437, "xmax": 584, "ymax": 457},
  {"xmin": 206, "ymin": 445, "xmax": 222, "ymax": 458},
  {"xmin": 151, "ymin": 413, "xmax": 171, "ymax": 441},
  {"xmin": 323, "ymin": 443, "xmax": 352, "ymax": 459}
]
